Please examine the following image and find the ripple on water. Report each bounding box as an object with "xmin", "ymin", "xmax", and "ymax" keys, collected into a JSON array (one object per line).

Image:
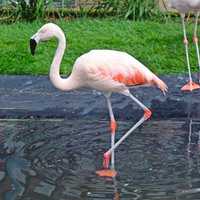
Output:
[{"xmin": 0, "ymin": 119, "xmax": 200, "ymax": 199}]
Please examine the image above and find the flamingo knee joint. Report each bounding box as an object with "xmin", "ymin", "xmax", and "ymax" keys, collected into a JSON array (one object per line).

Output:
[
  {"xmin": 183, "ymin": 38, "xmax": 189, "ymax": 45},
  {"xmin": 193, "ymin": 36, "xmax": 198, "ymax": 43},
  {"xmin": 110, "ymin": 120, "xmax": 117, "ymax": 134},
  {"xmin": 103, "ymin": 152, "xmax": 111, "ymax": 169},
  {"xmin": 144, "ymin": 109, "xmax": 152, "ymax": 120}
]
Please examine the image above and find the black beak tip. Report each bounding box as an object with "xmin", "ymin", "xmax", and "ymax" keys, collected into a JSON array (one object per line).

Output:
[{"xmin": 30, "ymin": 39, "xmax": 37, "ymax": 56}]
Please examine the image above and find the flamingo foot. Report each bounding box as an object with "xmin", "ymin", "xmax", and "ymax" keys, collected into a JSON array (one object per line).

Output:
[
  {"xmin": 96, "ymin": 153, "xmax": 117, "ymax": 177},
  {"xmin": 181, "ymin": 81, "xmax": 200, "ymax": 91},
  {"xmin": 96, "ymin": 169, "xmax": 117, "ymax": 177},
  {"xmin": 103, "ymin": 152, "xmax": 111, "ymax": 169}
]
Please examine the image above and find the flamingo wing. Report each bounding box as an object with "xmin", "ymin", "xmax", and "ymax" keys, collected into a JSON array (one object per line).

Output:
[
  {"xmin": 74, "ymin": 50, "xmax": 166, "ymax": 93},
  {"xmin": 86, "ymin": 67, "xmax": 128, "ymax": 93},
  {"xmin": 86, "ymin": 61, "xmax": 151, "ymax": 87}
]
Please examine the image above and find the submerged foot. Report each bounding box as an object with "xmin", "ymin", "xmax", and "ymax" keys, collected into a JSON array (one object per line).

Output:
[
  {"xmin": 96, "ymin": 169, "xmax": 117, "ymax": 177},
  {"xmin": 181, "ymin": 81, "xmax": 200, "ymax": 91}
]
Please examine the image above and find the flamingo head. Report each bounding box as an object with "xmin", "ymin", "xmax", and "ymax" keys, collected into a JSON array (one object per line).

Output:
[{"xmin": 30, "ymin": 23, "xmax": 65, "ymax": 55}]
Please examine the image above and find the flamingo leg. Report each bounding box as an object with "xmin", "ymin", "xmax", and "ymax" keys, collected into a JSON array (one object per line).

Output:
[
  {"xmin": 181, "ymin": 13, "xmax": 200, "ymax": 91},
  {"xmin": 103, "ymin": 91, "xmax": 152, "ymax": 169},
  {"xmin": 105, "ymin": 94, "xmax": 117, "ymax": 169},
  {"xmin": 96, "ymin": 94, "xmax": 118, "ymax": 178},
  {"xmin": 193, "ymin": 12, "xmax": 200, "ymax": 83}
]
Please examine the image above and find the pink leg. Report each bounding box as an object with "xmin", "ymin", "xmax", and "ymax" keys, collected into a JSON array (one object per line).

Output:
[
  {"xmin": 96, "ymin": 93, "xmax": 117, "ymax": 177},
  {"xmin": 180, "ymin": 13, "xmax": 200, "ymax": 91},
  {"xmin": 193, "ymin": 12, "xmax": 200, "ymax": 83},
  {"xmin": 103, "ymin": 91, "xmax": 152, "ymax": 169},
  {"xmin": 106, "ymin": 94, "xmax": 117, "ymax": 169}
]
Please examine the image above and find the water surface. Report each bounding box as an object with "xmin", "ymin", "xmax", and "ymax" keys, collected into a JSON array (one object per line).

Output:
[{"xmin": 0, "ymin": 119, "xmax": 200, "ymax": 200}]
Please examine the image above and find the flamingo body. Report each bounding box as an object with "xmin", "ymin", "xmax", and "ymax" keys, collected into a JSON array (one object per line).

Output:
[
  {"xmin": 168, "ymin": 0, "xmax": 200, "ymax": 13},
  {"xmin": 30, "ymin": 23, "xmax": 167, "ymax": 177},
  {"xmin": 166, "ymin": 0, "xmax": 200, "ymax": 91},
  {"xmin": 73, "ymin": 49, "xmax": 166, "ymax": 93}
]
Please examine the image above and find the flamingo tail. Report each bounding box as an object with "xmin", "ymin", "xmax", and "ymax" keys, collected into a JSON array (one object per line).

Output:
[{"xmin": 152, "ymin": 75, "xmax": 168, "ymax": 94}]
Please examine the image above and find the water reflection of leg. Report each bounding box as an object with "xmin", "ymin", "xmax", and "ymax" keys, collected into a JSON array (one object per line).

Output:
[
  {"xmin": 187, "ymin": 119, "xmax": 200, "ymax": 148},
  {"xmin": 187, "ymin": 119, "xmax": 192, "ymax": 153},
  {"xmin": 178, "ymin": 118, "xmax": 200, "ymax": 197},
  {"xmin": 186, "ymin": 140, "xmax": 193, "ymax": 189},
  {"xmin": 186, "ymin": 119, "xmax": 200, "ymax": 187},
  {"xmin": 186, "ymin": 119, "xmax": 192, "ymax": 188},
  {"xmin": 198, "ymin": 130, "xmax": 200, "ymax": 148},
  {"xmin": 197, "ymin": 135, "xmax": 200, "ymax": 175},
  {"xmin": 113, "ymin": 177, "xmax": 120, "ymax": 200},
  {"xmin": 177, "ymin": 100, "xmax": 200, "ymax": 197}
]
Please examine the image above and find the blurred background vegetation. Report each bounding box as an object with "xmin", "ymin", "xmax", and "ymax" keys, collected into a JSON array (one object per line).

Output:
[
  {"xmin": 0, "ymin": 0, "xmax": 171, "ymax": 23},
  {"xmin": 0, "ymin": 0, "xmax": 195, "ymax": 76}
]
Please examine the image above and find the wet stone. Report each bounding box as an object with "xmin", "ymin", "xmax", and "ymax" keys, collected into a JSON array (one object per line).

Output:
[
  {"xmin": 34, "ymin": 181, "xmax": 55, "ymax": 197},
  {"xmin": 0, "ymin": 74, "xmax": 200, "ymax": 120}
]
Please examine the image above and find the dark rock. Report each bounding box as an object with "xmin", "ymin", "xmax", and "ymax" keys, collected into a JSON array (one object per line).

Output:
[{"xmin": 0, "ymin": 74, "xmax": 199, "ymax": 120}]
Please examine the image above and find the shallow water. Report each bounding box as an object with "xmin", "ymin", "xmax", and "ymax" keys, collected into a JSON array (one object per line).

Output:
[{"xmin": 0, "ymin": 119, "xmax": 200, "ymax": 200}]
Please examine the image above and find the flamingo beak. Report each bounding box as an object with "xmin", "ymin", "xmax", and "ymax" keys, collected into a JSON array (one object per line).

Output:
[
  {"xmin": 30, "ymin": 39, "xmax": 37, "ymax": 55},
  {"xmin": 30, "ymin": 33, "xmax": 40, "ymax": 56}
]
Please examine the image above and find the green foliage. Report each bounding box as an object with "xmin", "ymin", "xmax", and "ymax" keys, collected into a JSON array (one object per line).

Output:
[
  {"xmin": 0, "ymin": 0, "xmax": 166, "ymax": 22},
  {"xmin": 0, "ymin": 6, "xmax": 115, "ymax": 23},
  {"xmin": 0, "ymin": 19, "xmax": 196, "ymax": 75},
  {"xmin": 96, "ymin": 0, "xmax": 159, "ymax": 20},
  {"xmin": 19, "ymin": 0, "xmax": 45, "ymax": 21},
  {"xmin": 4, "ymin": 0, "xmax": 47, "ymax": 22},
  {"xmin": 0, "ymin": 6, "xmax": 16, "ymax": 23},
  {"xmin": 45, "ymin": 7, "xmax": 114, "ymax": 19}
]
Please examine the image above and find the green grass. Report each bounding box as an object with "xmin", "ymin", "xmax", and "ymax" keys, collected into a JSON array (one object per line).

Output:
[{"xmin": 0, "ymin": 18, "xmax": 198, "ymax": 75}]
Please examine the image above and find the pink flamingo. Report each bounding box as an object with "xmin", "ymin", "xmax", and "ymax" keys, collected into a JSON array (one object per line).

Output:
[
  {"xmin": 166, "ymin": 0, "xmax": 200, "ymax": 91},
  {"xmin": 30, "ymin": 23, "xmax": 168, "ymax": 177}
]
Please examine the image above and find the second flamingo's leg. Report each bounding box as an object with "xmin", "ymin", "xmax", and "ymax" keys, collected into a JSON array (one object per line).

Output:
[
  {"xmin": 181, "ymin": 13, "xmax": 200, "ymax": 91},
  {"xmin": 103, "ymin": 91, "xmax": 152, "ymax": 169},
  {"xmin": 105, "ymin": 95, "xmax": 117, "ymax": 169},
  {"xmin": 193, "ymin": 12, "xmax": 200, "ymax": 83}
]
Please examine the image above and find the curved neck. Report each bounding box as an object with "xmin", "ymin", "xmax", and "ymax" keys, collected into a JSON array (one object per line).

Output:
[{"xmin": 50, "ymin": 31, "xmax": 78, "ymax": 91}]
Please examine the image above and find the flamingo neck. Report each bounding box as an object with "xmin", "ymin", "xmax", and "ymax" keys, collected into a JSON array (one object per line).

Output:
[{"xmin": 50, "ymin": 30, "xmax": 78, "ymax": 91}]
